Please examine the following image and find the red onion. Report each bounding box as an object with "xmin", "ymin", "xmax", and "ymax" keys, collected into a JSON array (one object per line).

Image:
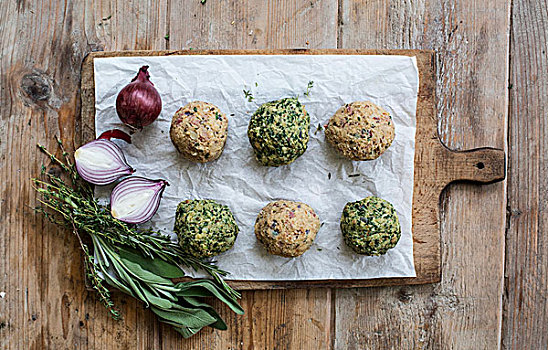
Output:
[
  {"xmin": 110, "ymin": 177, "xmax": 168, "ymax": 224},
  {"xmin": 97, "ymin": 129, "xmax": 132, "ymax": 143},
  {"xmin": 74, "ymin": 130, "xmax": 134, "ymax": 185},
  {"xmin": 116, "ymin": 66, "xmax": 162, "ymax": 130}
]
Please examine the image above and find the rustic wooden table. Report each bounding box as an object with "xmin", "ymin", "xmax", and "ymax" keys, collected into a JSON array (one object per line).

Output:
[{"xmin": 0, "ymin": 0, "xmax": 544, "ymax": 349}]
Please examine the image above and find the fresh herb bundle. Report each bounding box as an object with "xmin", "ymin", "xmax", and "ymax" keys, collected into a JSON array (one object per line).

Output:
[{"xmin": 33, "ymin": 139, "xmax": 243, "ymax": 338}]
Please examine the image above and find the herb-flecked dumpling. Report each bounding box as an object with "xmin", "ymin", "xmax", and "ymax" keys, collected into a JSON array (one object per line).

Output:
[
  {"xmin": 325, "ymin": 101, "xmax": 395, "ymax": 160},
  {"xmin": 247, "ymin": 97, "xmax": 310, "ymax": 166},
  {"xmin": 170, "ymin": 101, "xmax": 228, "ymax": 163},
  {"xmin": 254, "ymin": 200, "xmax": 320, "ymax": 257},
  {"xmin": 174, "ymin": 199, "xmax": 239, "ymax": 258},
  {"xmin": 341, "ymin": 196, "xmax": 401, "ymax": 255}
]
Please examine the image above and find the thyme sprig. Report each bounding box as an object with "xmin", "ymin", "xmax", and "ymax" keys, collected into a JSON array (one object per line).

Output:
[
  {"xmin": 33, "ymin": 141, "xmax": 243, "ymax": 337},
  {"xmin": 82, "ymin": 243, "xmax": 121, "ymax": 319}
]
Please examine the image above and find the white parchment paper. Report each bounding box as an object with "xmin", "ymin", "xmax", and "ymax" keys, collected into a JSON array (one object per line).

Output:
[{"xmin": 94, "ymin": 55, "xmax": 419, "ymax": 280}]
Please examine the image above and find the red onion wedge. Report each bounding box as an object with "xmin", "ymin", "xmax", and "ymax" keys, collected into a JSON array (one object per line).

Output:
[
  {"xmin": 74, "ymin": 130, "xmax": 134, "ymax": 185},
  {"xmin": 98, "ymin": 129, "xmax": 132, "ymax": 143},
  {"xmin": 110, "ymin": 177, "xmax": 169, "ymax": 224},
  {"xmin": 116, "ymin": 65, "xmax": 162, "ymax": 130}
]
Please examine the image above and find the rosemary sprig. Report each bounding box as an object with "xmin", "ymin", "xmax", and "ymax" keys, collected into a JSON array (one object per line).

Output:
[{"xmin": 33, "ymin": 141, "xmax": 243, "ymax": 336}]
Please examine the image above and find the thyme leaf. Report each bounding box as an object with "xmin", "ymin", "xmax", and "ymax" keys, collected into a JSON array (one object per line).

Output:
[
  {"xmin": 243, "ymin": 89, "xmax": 254, "ymax": 102},
  {"xmin": 304, "ymin": 80, "xmax": 314, "ymax": 97},
  {"xmin": 314, "ymin": 123, "xmax": 323, "ymax": 135}
]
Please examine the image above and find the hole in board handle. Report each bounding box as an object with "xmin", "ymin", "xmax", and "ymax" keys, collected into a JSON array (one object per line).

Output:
[{"xmin": 475, "ymin": 162, "xmax": 485, "ymax": 169}]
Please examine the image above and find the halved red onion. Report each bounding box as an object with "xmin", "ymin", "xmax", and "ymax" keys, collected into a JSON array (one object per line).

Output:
[
  {"xmin": 110, "ymin": 177, "xmax": 168, "ymax": 224},
  {"xmin": 74, "ymin": 135, "xmax": 134, "ymax": 185}
]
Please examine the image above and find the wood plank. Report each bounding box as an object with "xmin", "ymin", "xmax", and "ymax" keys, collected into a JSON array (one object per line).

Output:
[
  {"xmin": 0, "ymin": 0, "xmax": 99, "ymax": 348},
  {"xmin": 1, "ymin": 1, "xmax": 339, "ymax": 349},
  {"xmin": 167, "ymin": 0, "xmax": 337, "ymax": 50},
  {"xmin": 81, "ymin": 48, "xmax": 505, "ymax": 291},
  {"xmin": 503, "ymin": 0, "xmax": 548, "ymax": 348},
  {"xmin": 0, "ymin": 1, "xmax": 169, "ymax": 349},
  {"xmin": 335, "ymin": 0, "xmax": 509, "ymax": 348},
  {"xmin": 82, "ymin": 2, "xmax": 170, "ymax": 348},
  {"xmin": 162, "ymin": 2, "xmax": 338, "ymax": 348}
]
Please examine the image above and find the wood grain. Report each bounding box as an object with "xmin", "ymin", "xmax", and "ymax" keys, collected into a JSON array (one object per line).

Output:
[
  {"xmin": 168, "ymin": 0, "xmax": 338, "ymax": 49},
  {"xmin": 0, "ymin": 0, "xmax": 519, "ymax": 349},
  {"xmin": 141, "ymin": 3, "xmax": 339, "ymax": 348},
  {"xmin": 503, "ymin": 0, "xmax": 548, "ymax": 348},
  {"xmin": 335, "ymin": 0, "xmax": 509, "ymax": 349},
  {"xmin": 2, "ymin": 1, "xmax": 338, "ymax": 349},
  {"xmin": 0, "ymin": 0, "xmax": 99, "ymax": 348}
]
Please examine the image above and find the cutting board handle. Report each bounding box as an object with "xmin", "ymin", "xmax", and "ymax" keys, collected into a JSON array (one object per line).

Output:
[{"xmin": 440, "ymin": 146, "xmax": 506, "ymax": 185}]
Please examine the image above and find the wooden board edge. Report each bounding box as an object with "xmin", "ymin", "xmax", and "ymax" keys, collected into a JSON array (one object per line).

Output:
[
  {"xmin": 83, "ymin": 48, "xmax": 436, "ymax": 59},
  {"xmin": 175, "ymin": 274, "xmax": 442, "ymax": 290}
]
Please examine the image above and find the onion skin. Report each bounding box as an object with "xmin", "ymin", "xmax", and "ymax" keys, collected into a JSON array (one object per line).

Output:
[
  {"xmin": 116, "ymin": 66, "xmax": 162, "ymax": 130},
  {"xmin": 110, "ymin": 177, "xmax": 168, "ymax": 224},
  {"xmin": 98, "ymin": 129, "xmax": 132, "ymax": 143}
]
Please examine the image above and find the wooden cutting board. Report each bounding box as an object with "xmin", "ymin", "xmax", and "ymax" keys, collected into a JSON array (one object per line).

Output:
[{"xmin": 80, "ymin": 49, "xmax": 505, "ymax": 290}]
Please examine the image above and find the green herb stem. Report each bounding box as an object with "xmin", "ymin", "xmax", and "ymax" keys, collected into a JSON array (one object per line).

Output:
[
  {"xmin": 304, "ymin": 80, "xmax": 314, "ymax": 97},
  {"xmin": 34, "ymin": 141, "xmax": 242, "ymax": 337}
]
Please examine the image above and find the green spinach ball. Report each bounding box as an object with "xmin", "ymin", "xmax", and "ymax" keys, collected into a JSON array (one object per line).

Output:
[
  {"xmin": 247, "ymin": 97, "xmax": 310, "ymax": 166},
  {"xmin": 341, "ymin": 196, "xmax": 401, "ymax": 256},
  {"xmin": 174, "ymin": 199, "xmax": 239, "ymax": 258}
]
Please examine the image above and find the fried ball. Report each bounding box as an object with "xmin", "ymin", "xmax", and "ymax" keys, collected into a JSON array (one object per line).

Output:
[{"xmin": 174, "ymin": 199, "xmax": 239, "ymax": 258}]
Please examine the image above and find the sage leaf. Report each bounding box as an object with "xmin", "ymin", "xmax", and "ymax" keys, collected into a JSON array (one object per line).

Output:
[
  {"xmin": 119, "ymin": 257, "xmax": 174, "ymax": 285},
  {"xmin": 184, "ymin": 296, "xmax": 227, "ymax": 330},
  {"xmin": 176, "ymin": 281, "xmax": 244, "ymax": 315},
  {"xmin": 151, "ymin": 306, "xmax": 217, "ymax": 329},
  {"xmin": 118, "ymin": 247, "xmax": 185, "ymax": 279},
  {"xmin": 98, "ymin": 262, "xmax": 134, "ymax": 297},
  {"xmin": 175, "ymin": 287, "xmax": 211, "ymax": 298},
  {"xmin": 110, "ymin": 257, "xmax": 148, "ymax": 306},
  {"xmin": 159, "ymin": 318, "xmax": 203, "ymax": 333},
  {"xmin": 157, "ymin": 318, "xmax": 205, "ymax": 338},
  {"xmin": 151, "ymin": 283, "xmax": 183, "ymax": 293},
  {"xmin": 153, "ymin": 285, "xmax": 178, "ymax": 302},
  {"xmin": 173, "ymin": 325, "xmax": 203, "ymax": 339},
  {"xmin": 141, "ymin": 288, "xmax": 173, "ymax": 309},
  {"xmin": 91, "ymin": 235, "xmax": 110, "ymax": 268}
]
